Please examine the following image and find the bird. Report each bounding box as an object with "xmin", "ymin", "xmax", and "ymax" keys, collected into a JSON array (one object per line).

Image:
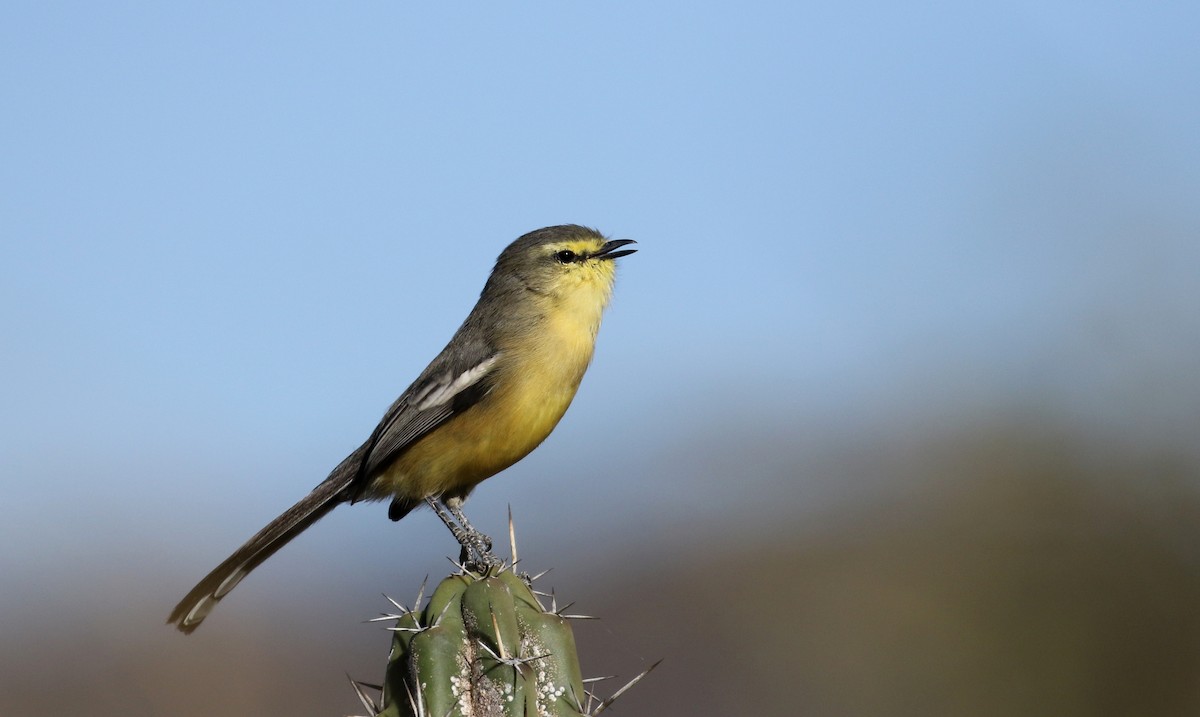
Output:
[{"xmin": 168, "ymin": 224, "xmax": 635, "ymax": 633}]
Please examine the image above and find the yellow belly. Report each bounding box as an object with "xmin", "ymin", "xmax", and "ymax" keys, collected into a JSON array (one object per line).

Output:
[
  {"xmin": 368, "ymin": 271, "xmax": 610, "ymax": 500},
  {"xmin": 369, "ymin": 314, "xmax": 598, "ymax": 499}
]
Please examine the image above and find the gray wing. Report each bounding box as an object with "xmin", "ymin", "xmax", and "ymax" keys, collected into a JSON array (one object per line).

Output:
[{"xmin": 348, "ymin": 341, "xmax": 502, "ymax": 499}]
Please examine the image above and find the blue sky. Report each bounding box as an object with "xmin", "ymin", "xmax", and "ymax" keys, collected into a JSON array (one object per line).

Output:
[{"xmin": 3, "ymin": 2, "xmax": 1199, "ymax": 608}]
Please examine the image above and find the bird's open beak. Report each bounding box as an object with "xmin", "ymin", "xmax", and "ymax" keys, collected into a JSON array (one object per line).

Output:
[{"xmin": 593, "ymin": 239, "xmax": 637, "ymax": 260}]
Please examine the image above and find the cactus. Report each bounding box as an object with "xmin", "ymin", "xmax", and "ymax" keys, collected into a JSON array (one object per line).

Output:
[{"xmin": 349, "ymin": 555, "xmax": 658, "ymax": 717}]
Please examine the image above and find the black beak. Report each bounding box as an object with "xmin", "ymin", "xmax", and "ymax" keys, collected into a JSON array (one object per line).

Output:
[{"xmin": 594, "ymin": 239, "xmax": 637, "ymax": 261}]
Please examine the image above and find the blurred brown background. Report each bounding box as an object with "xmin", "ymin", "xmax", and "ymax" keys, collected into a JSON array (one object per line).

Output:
[{"xmin": 5, "ymin": 408, "xmax": 1200, "ymax": 716}]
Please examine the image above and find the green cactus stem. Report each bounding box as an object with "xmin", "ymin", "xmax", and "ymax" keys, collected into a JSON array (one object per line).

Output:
[
  {"xmin": 374, "ymin": 566, "xmax": 586, "ymax": 717},
  {"xmin": 352, "ymin": 563, "xmax": 659, "ymax": 717},
  {"xmin": 350, "ymin": 517, "xmax": 659, "ymax": 717}
]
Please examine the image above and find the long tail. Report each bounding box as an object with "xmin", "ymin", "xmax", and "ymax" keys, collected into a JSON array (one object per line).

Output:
[{"xmin": 168, "ymin": 448, "xmax": 366, "ymax": 633}]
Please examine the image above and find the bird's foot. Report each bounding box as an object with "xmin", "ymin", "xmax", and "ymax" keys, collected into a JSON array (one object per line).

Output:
[
  {"xmin": 457, "ymin": 531, "xmax": 502, "ymax": 572},
  {"xmin": 427, "ymin": 497, "xmax": 502, "ymax": 571}
]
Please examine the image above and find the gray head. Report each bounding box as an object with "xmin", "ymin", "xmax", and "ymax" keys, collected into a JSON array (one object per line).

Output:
[{"xmin": 484, "ymin": 225, "xmax": 636, "ymax": 302}]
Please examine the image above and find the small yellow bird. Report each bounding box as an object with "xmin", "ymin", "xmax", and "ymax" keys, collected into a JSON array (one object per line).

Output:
[{"xmin": 169, "ymin": 225, "xmax": 635, "ymax": 633}]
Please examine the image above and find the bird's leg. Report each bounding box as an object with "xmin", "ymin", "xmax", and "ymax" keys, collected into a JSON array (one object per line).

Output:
[
  {"xmin": 425, "ymin": 497, "xmax": 470, "ymax": 545},
  {"xmin": 425, "ymin": 497, "xmax": 500, "ymax": 569},
  {"xmin": 445, "ymin": 496, "xmax": 500, "ymax": 568},
  {"xmin": 445, "ymin": 496, "xmax": 493, "ymax": 552}
]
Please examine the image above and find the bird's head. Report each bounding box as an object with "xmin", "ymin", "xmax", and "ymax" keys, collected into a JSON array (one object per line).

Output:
[{"xmin": 490, "ymin": 225, "xmax": 636, "ymax": 305}]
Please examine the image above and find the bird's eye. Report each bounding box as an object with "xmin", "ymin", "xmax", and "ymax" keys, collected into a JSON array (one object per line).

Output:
[{"xmin": 554, "ymin": 250, "xmax": 578, "ymax": 264}]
